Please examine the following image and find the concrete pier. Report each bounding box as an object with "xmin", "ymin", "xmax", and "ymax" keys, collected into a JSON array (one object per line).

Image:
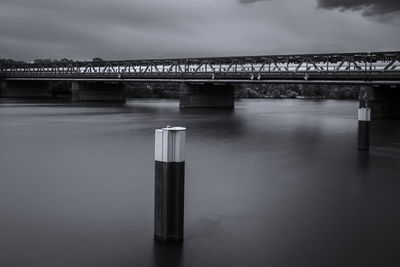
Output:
[
  {"xmin": 0, "ymin": 81, "xmax": 52, "ymax": 98},
  {"xmin": 179, "ymin": 83, "xmax": 234, "ymax": 108},
  {"xmin": 71, "ymin": 81, "xmax": 126, "ymax": 102},
  {"xmin": 154, "ymin": 127, "xmax": 186, "ymax": 242},
  {"xmin": 359, "ymin": 85, "xmax": 400, "ymax": 119}
]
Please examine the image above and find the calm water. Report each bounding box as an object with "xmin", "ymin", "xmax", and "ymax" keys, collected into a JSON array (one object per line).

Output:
[{"xmin": 0, "ymin": 98, "xmax": 399, "ymax": 267}]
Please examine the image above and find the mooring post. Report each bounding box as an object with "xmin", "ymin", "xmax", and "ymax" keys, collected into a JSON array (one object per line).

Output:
[
  {"xmin": 154, "ymin": 126, "xmax": 186, "ymax": 242},
  {"xmin": 358, "ymin": 107, "xmax": 371, "ymax": 151}
]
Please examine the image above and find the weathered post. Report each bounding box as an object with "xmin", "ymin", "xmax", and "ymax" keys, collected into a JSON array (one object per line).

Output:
[
  {"xmin": 358, "ymin": 107, "xmax": 371, "ymax": 151},
  {"xmin": 154, "ymin": 126, "xmax": 186, "ymax": 242},
  {"xmin": 358, "ymin": 90, "xmax": 371, "ymax": 151}
]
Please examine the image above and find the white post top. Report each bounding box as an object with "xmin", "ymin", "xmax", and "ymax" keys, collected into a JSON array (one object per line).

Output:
[
  {"xmin": 162, "ymin": 126, "xmax": 186, "ymax": 131},
  {"xmin": 155, "ymin": 126, "xmax": 186, "ymax": 163},
  {"xmin": 358, "ymin": 108, "xmax": 371, "ymax": 121}
]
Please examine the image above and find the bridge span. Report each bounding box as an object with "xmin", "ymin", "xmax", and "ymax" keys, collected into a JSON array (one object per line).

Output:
[
  {"xmin": 1, "ymin": 51, "xmax": 400, "ymax": 82},
  {"xmin": 1, "ymin": 51, "xmax": 399, "ymax": 118}
]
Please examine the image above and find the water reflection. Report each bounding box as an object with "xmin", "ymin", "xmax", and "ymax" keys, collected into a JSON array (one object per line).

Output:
[{"xmin": 151, "ymin": 241, "xmax": 183, "ymax": 267}]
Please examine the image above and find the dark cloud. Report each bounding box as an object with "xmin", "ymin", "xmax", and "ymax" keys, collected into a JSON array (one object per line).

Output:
[
  {"xmin": 0, "ymin": 0, "xmax": 399, "ymax": 61},
  {"xmin": 318, "ymin": 0, "xmax": 400, "ymax": 16}
]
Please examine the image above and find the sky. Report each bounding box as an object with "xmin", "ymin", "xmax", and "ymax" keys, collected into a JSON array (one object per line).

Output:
[{"xmin": 0, "ymin": 0, "xmax": 399, "ymax": 61}]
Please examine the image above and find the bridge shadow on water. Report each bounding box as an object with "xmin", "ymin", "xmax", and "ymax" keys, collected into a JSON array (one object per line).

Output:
[{"xmin": 177, "ymin": 107, "xmax": 252, "ymax": 141}]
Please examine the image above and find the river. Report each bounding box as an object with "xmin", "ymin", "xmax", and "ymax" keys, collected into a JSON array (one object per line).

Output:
[{"xmin": 0, "ymin": 98, "xmax": 399, "ymax": 267}]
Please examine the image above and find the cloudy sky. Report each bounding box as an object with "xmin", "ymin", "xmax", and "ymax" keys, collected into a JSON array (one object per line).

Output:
[{"xmin": 0, "ymin": 0, "xmax": 399, "ymax": 61}]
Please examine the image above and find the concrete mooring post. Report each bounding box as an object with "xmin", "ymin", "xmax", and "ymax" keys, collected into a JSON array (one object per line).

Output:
[
  {"xmin": 358, "ymin": 107, "xmax": 371, "ymax": 151},
  {"xmin": 154, "ymin": 126, "xmax": 186, "ymax": 242}
]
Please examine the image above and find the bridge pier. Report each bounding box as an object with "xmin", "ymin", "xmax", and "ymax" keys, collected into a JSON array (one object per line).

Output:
[
  {"xmin": 359, "ymin": 85, "xmax": 400, "ymax": 118},
  {"xmin": 71, "ymin": 81, "xmax": 126, "ymax": 102},
  {"xmin": 179, "ymin": 83, "xmax": 234, "ymax": 108},
  {"xmin": 0, "ymin": 81, "xmax": 52, "ymax": 98}
]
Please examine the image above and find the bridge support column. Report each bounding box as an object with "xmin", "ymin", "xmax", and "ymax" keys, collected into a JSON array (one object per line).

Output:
[
  {"xmin": 71, "ymin": 81, "xmax": 126, "ymax": 102},
  {"xmin": 359, "ymin": 85, "xmax": 400, "ymax": 119},
  {"xmin": 179, "ymin": 83, "xmax": 234, "ymax": 108},
  {"xmin": 0, "ymin": 81, "xmax": 52, "ymax": 98}
]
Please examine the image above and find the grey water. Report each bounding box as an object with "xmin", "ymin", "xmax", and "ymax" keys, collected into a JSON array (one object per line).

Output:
[{"xmin": 0, "ymin": 98, "xmax": 399, "ymax": 267}]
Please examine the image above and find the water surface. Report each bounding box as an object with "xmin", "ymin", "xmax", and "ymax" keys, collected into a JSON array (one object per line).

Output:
[{"xmin": 1, "ymin": 99, "xmax": 399, "ymax": 267}]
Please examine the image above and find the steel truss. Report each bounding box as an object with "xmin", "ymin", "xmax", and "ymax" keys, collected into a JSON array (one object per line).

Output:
[{"xmin": 1, "ymin": 51, "xmax": 400, "ymax": 83}]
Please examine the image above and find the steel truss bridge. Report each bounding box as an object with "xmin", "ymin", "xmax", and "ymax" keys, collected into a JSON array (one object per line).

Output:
[{"xmin": 1, "ymin": 51, "xmax": 400, "ymax": 85}]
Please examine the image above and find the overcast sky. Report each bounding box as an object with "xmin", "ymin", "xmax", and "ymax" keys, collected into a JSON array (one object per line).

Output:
[{"xmin": 0, "ymin": 0, "xmax": 399, "ymax": 61}]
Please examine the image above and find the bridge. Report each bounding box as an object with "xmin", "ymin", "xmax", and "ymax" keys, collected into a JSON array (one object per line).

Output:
[
  {"xmin": 1, "ymin": 51, "xmax": 399, "ymax": 117},
  {"xmin": 1, "ymin": 51, "xmax": 400, "ymax": 83}
]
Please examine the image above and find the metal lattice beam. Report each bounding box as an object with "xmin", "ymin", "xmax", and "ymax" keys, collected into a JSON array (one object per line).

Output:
[{"xmin": 1, "ymin": 51, "xmax": 400, "ymax": 84}]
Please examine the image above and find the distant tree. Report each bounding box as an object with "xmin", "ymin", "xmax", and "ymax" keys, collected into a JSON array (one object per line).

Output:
[
  {"xmin": 60, "ymin": 58, "xmax": 73, "ymax": 63},
  {"xmin": 33, "ymin": 58, "xmax": 53, "ymax": 64},
  {"xmin": 0, "ymin": 59, "xmax": 25, "ymax": 64},
  {"xmin": 92, "ymin": 57, "xmax": 104, "ymax": 62}
]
